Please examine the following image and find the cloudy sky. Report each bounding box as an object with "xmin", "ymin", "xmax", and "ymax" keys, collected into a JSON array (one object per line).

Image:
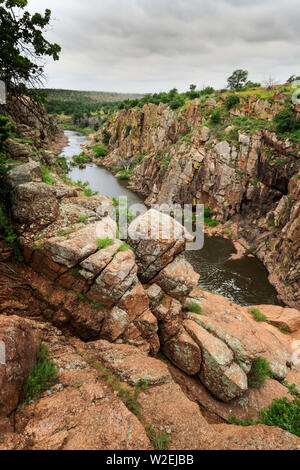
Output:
[{"xmin": 27, "ymin": 0, "xmax": 300, "ymax": 93}]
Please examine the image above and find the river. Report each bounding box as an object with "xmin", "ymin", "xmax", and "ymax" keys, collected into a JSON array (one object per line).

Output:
[{"xmin": 59, "ymin": 130, "xmax": 280, "ymax": 307}]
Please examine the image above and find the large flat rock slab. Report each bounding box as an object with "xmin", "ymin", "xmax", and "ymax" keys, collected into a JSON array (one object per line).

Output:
[
  {"xmin": 44, "ymin": 219, "xmax": 117, "ymax": 268},
  {"xmin": 83, "ymin": 340, "xmax": 172, "ymax": 386}
]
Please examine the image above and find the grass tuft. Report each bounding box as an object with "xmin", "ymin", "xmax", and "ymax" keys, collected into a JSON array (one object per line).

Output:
[
  {"xmin": 248, "ymin": 357, "xmax": 270, "ymax": 389},
  {"xmin": 188, "ymin": 301, "xmax": 202, "ymax": 315},
  {"xmin": 248, "ymin": 307, "xmax": 267, "ymax": 322},
  {"xmin": 21, "ymin": 343, "xmax": 58, "ymax": 407},
  {"xmin": 97, "ymin": 237, "xmax": 114, "ymax": 250}
]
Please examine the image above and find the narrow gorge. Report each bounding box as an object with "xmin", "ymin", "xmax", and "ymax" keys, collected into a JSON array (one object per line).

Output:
[{"xmin": 0, "ymin": 86, "xmax": 300, "ymax": 451}]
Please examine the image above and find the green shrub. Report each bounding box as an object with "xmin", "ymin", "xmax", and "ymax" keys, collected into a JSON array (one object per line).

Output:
[
  {"xmin": 248, "ymin": 357, "xmax": 270, "ymax": 389},
  {"xmin": 225, "ymin": 94, "xmax": 240, "ymax": 110},
  {"xmin": 259, "ymin": 398, "xmax": 300, "ymax": 437},
  {"xmin": 248, "ymin": 307, "xmax": 267, "ymax": 322},
  {"xmin": 210, "ymin": 109, "xmax": 221, "ymax": 124},
  {"xmin": 204, "ymin": 217, "xmax": 220, "ymax": 227},
  {"xmin": 124, "ymin": 125, "xmax": 132, "ymax": 138},
  {"xmin": 188, "ymin": 301, "xmax": 202, "ymax": 315},
  {"xmin": 41, "ymin": 165, "xmax": 56, "ymax": 185},
  {"xmin": 0, "ymin": 206, "xmax": 23, "ymax": 261},
  {"xmin": 91, "ymin": 144, "xmax": 108, "ymax": 158},
  {"xmin": 21, "ymin": 343, "xmax": 58, "ymax": 406},
  {"xmin": 274, "ymin": 108, "xmax": 300, "ymax": 134},
  {"xmin": 102, "ymin": 129, "xmax": 111, "ymax": 145},
  {"xmin": 201, "ymin": 87, "xmax": 214, "ymax": 95},
  {"xmin": 97, "ymin": 237, "xmax": 114, "ymax": 250},
  {"xmin": 145, "ymin": 425, "xmax": 170, "ymax": 450},
  {"xmin": 71, "ymin": 152, "xmax": 92, "ymax": 166}
]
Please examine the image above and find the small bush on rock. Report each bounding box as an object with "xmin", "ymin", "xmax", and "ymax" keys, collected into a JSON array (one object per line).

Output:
[
  {"xmin": 259, "ymin": 398, "xmax": 300, "ymax": 437},
  {"xmin": 21, "ymin": 343, "xmax": 58, "ymax": 406},
  {"xmin": 248, "ymin": 357, "xmax": 270, "ymax": 389},
  {"xmin": 188, "ymin": 302, "xmax": 202, "ymax": 315}
]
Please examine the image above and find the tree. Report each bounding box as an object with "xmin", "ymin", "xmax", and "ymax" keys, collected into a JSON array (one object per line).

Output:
[
  {"xmin": 227, "ymin": 69, "xmax": 248, "ymax": 89},
  {"xmin": 189, "ymin": 84, "xmax": 197, "ymax": 91},
  {"xmin": 0, "ymin": 0, "xmax": 61, "ymax": 99},
  {"xmin": 287, "ymin": 75, "xmax": 300, "ymax": 83}
]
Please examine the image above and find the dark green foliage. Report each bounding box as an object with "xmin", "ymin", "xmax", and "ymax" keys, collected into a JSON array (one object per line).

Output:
[
  {"xmin": 0, "ymin": 116, "xmax": 15, "ymax": 173},
  {"xmin": 91, "ymin": 144, "xmax": 108, "ymax": 158},
  {"xmin": 224, "ymin": 94, "xmax": 240, "ymax": 110},
  {"xmin": 259, "ymin": 398, "xmax": 300, "ymax": 437},
  {"xmin": 201, "ymin": 87, "xmax": 215, "ymax": 95},
  {"xmin": 227, "ymin": 69, "xmax": 249, "ymax": 89},
  {"xmin": 210, "ymin": 109, "xmax": 221, "ymax": 124},
  {"xmin": 274, "ymin": 108, "xmax": 300, "ymax": 135},
  {"xmin": 0, "ymin": 1, "xmax": 60, "ymax": 98},
  {"xmin": 248, "ymin": 357, "xmax": 270, "ymax": 389},
  {"xmin": 204, "ymin": 218, "xmax": 219, "ymax": 227},
  {"xmin": 102, "ymin": 129, "xmax": 111, "ymax": 145},
  {"xmin": 0, "ymin": 205, "xmax": 23, "ymax": 261},
  {"xmin": 124, "ymin": 125, "xmax": 132, "ymax": 138},
  {"xmin": 21, "ymin": 343, "xmax": 58, "ymax": 406},
  {"xmin": 71, "ymin": 152, "xmax": 92, "ymax": 167},
  {"xmin": 188, "ymin": 301, "xmax": 202, "ymax": 315},
  {"xmin": 287, "ymin": 75, "xmax": 300, "ymax": 83}
]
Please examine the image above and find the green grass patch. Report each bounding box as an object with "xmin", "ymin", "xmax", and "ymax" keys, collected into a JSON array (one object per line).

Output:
[
  {"xmin": 116, "ymin": 242, "xmax": 131, "ymax": 253},
  {"xmin": 76, "ymin": 214, "xmax": 89, "ymax": 223},
  {"xmin": 58, "ymin": 227, "xmax": 76, "ymax": 237},
  {"xmin": 21, "ymin": 343, "xmax": 58, "ymax": 407},
  {"xmin": 188, "ymin": 301, "xmax": 202, "ymax": 315},
  {"xmin": 97, "ymin": 237, "xmax": 114, "ymax": 250},
  {"xmin": 41, "ymin": 165, "xmax": 56, "ymax": 185},
  {"xmin": 248, "ymin": 307, "xmax": 267, "ymax": 322},
  {"xmin": 248, "ymin": 357, "xmax": 270, "ymax": 389}
]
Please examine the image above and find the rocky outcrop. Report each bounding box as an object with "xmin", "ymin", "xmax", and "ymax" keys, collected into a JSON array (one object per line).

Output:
[
  {"xmin": 87, "ymin": 93, "xmax": 300, "ymax": 309},
  {"xmin": 0, "ymin": 96, "xmax": 64, "ymax": 158},
  {"xmin": 1, "ymin": 165, "xmax": 300, "ymax": 449},
  {"xmin": 0, "ymin": 316, "xmax": 42, "ymax": 416},
  {"xmin": 0, "ymin": 315, "xmax": 299, "ymax": 450}
]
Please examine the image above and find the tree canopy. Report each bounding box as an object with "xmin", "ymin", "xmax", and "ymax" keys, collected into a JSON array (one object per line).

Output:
[
  {"xmin": 0, "ymin": 0, "xmax": 61, "ymax": 99},
  {"xmin": 227, "ymin": 69, "xmax": 248, "ymax": 89}
]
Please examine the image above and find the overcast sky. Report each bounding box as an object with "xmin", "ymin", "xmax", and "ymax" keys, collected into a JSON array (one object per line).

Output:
[{"xmin": 27, "ymin": 0, "xmax": 300, "ymax": 93}]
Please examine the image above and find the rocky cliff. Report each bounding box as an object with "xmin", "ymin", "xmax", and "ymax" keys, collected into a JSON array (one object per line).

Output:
[
  {"xmin": 0, "ymin": 96, "xmax": 65, "ymax": 165},
  {"xmin": 0, "ymin": 162, "xmax": 300, "ymax": 450},
  {"xmin": 86, "ymin": 87, "xmax": 300, "ymax": 309}
]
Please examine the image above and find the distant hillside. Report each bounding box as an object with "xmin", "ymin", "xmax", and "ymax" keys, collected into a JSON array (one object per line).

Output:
[{"xmin": 41, "ymin": 89, "xmax": 144, "ymax": 103}]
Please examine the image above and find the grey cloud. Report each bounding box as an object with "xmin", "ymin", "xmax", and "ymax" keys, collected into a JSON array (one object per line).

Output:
[{"xmin": 27, "ymin": 0, "xmax": 300, "ymax": 92}]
